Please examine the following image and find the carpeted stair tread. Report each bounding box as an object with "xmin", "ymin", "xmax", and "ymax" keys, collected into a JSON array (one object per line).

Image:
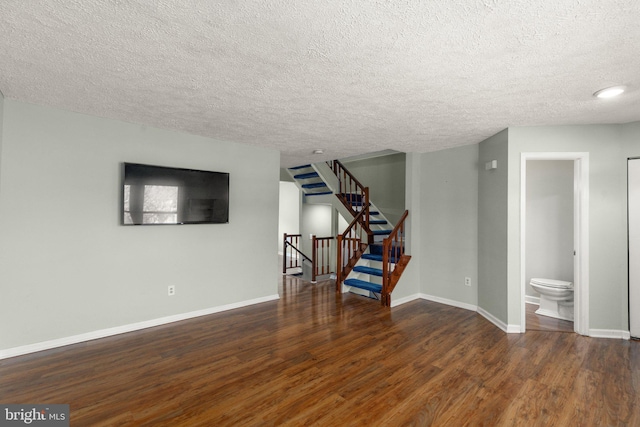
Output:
[
  {"xmin": 362, "ymin": 253, "xmax": 399, "ymax": 263},
  {"xmin": 353, "ymin": 266, "xmax": 384, "ymax": 276},
  {"xmin": 369, "ymin": 211, "xmax": 380, "ymax": 216},
  {"xmin": 344, "ymin": 278, "xmax": 382, "ymax": 293},
  {"xmin": 368, "ymin": 244, "xmax": 405, "ymax": 255},
  {"xmin": 372, "ymin": 229, "xmax": 393, "ymax": 235},
  {"xmin": 306, "ymin": 191, "xmax": 333, "ymax": 196},
  {"xmin": 369, "ymin": 220, "xmax": 388, "ymax": 225},
  {"xmin": 341, "ymin": 193, "xmax": 363, "ymax": 202},
  {"xmin": 302, "ymin": 182, "xmax": 328, "ymax": 189},
  {"xmin": 369, "ymin": 244, "xmax": 383, "ymax": 255},
  {"xmin": 294, "ymin": 172, "xmax": 320, "ymax": 179},
  {"xmin": 289, "ymin": 164, "xmax": 312, "ymax": 170}
]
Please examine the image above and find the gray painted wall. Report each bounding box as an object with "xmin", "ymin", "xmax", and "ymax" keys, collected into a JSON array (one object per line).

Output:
[
  {"xmin": 622, "ymin": 122, "xmax": 640, "ymax": 154},
  {"xmin": 478, "ymin": 130, "xmax": 509, "ymax": 323},
  {"xmin": 0, "ymin": 100, "xmax": 280, "ymax": 351},
  {"xmin": 421, "ymin": 144, "xmax": 478, "ymax": 306},
  {"xmin": 391, "ymin": 152, "xmax": 421, "ymax": 302},
  {"xmin": 343, "ymin": 153, "xmax": 406, "ymax": 225},
  {"xmin": 508, "ymin": 124, "xmax": 640, "ymax": 331},
  {"xmin": 279, "ymin": 168, "xmax": 294, "ymax": 182},
  {"xmin": 278, "ymin": 181, "xmax": 300, "ymax": 254},
  {"xmin": 0, "ymin": 91, "xmax": 3, "ymax": 190},
  {"xmin": 525, "ymin": 161, "xmax": 574, "ymax": 296},
  {"xmin": 300, "ymin": 203, "xmax": 332, "ymax": 256}
]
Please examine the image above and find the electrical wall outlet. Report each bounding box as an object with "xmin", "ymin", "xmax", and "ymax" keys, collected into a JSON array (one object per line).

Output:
[
  {"xmin": 168, "ymin": 285, "xmax": 175, "ymax": 296},
  {"xmin": 464, "ymin": 277, "xmax": 471, "ymax": 287}
]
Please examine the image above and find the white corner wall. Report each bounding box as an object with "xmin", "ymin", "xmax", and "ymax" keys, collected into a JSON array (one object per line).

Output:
[{"xmin": 0, "ymin": 100, "xmax": 280, "ymax": 354}]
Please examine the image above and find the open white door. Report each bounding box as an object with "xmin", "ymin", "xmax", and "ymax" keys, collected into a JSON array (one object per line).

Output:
[{"xmin": 629, "ymin": 159, "xmax": 640, "ymax": 338}]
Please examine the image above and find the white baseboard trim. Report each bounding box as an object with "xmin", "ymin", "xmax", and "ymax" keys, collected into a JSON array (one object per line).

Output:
[
  {"xmin": 525, "ymin": 295, "xmax": 540, "ymax": 305},
  {"xmin": 390, "ymin": 293, "xmax": 421, "ymax": 307},
  {"xmin": 419, "ymin": 294, "xmax": 477, "ymax": 312},
  {"xmin": 477, "ymin": 307, "xmax": 507, "ymax": 332},
  {"xmin": 589, "ymin": 329, "xmax": 631, "ymax": 340},
  {"xmin": 0, "ymin": 294, "xmax": 280, "ymax": 360},
  {"xmin": 477, "ymin": 307, "xmax": 521, "ymax": 333}
]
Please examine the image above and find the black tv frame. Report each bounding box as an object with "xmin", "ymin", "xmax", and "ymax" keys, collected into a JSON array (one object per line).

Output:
[{"xmin": 121, "ymin": 162, "xmax": 229, "ymax": 226}]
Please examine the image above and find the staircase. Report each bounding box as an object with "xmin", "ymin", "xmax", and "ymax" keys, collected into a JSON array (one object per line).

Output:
[
  {"xmin": 289, "ymin": 164, "xmax": 332, "ymax": 197},
  {"xmin": 283, "ymin": 233, "xmax": 334, "ymax": 283},
  {"xmin": 337, "ymin": 206, "xmax": 410, "ymax": 307},
  {"xmin": 287, "ymin": 160, "xmax": 411, "ymax": 306}
]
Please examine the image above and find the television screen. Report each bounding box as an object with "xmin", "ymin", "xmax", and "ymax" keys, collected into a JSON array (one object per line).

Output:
[{"xmin": 122, "ymin": 163, "xmax": 229, "ymax": 225}]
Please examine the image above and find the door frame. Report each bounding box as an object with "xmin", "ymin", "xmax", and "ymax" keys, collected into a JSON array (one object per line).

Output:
[
  {"xmin": 628, "ymin": 157, "xmax": 640, "ymax": 338},
  {"xmin": 520, "ymin": 152, "xmax": 590, "ymax": 335}
]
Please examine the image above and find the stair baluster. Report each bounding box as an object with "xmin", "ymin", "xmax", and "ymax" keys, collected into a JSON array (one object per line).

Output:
[
  {"xmin": 381, "ymin": 210, "xmax": 411, "ymax": 306},
  {"xmin": 336, "ymin": 208, "xmax": 372, "ymax": 293},
  {"xmin": 330, "ymin": 160, "xmax": 370, "ymax": 233},
  {"xmin": 312, "ymin": 235, "xmax": 334, "ymax": 282}
]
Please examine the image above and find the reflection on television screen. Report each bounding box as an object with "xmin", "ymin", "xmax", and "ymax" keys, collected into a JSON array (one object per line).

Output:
[{"xmin": 122, "ymin": 163, "xmax": 229, "ymax": 225}]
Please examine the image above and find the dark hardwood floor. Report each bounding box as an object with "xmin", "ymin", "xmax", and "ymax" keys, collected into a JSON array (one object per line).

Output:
[
  {"xmin": 525, "ymin": 302, "xmax": 575, "ymax": 333},
  {"xmin": 1, "ymin": 275, "xmax": 639, "ymax": 426}
]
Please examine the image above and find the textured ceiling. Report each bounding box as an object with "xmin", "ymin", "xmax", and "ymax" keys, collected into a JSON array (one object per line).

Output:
[{"xmin": 1, "ymin": 1, "xmax": 639, "ymax": 167}]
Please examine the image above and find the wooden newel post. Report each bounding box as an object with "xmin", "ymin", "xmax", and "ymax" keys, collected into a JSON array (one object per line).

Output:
[
  {"xmin": 336, "ymin": 235, "xmax": 343, "ymax": 293},
  {"xmin": 311, "ymin": 234, "xmax": 317, "ymax": 282},
  {"xmin": 382, "ymin": 236, "xmax": 389, "ymax": 306},
  {"xmin": 283, "ymin": 233, "xmax": 288, "ymax": 274}
]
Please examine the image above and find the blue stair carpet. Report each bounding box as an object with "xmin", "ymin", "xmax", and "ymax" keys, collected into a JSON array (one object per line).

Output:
[
  {"xmin": 369, "ymin": 244, "xmax": 383, "ymax": 255},
  {"xmin": 372, "ymin": 229, "xmax": 393, "ymax": 235},
  {"xmin": 289, "ymin": 164, "xmax": 312, "ymax": 170},
  {"xmin": 302, "ymin": 182, "xmax": 328, "ymax": 189},
  {"xmin": 369, "ymin": 219, "xmax": 388, "ymax": 225},
  {"xmin": 368, "ymin": 243, "xmax": 404, "ymax": 254},
  {"xmin": 344, "ymin": 278, "xmax": 382, "ymax": 293},
  {"xmin": 353, "ymin": 266, "xmax": 383, "ymax": 276},
  {"xmin": 294, "ymin": 172, "xmax": 320, "ymax": 179},
  {"xmin": 361, "ymin": 253, "xmax": 400, "ymax": 264},
  {"xmin": 341, "ymin": 193, "xmax": 363, "ymax": 203}
]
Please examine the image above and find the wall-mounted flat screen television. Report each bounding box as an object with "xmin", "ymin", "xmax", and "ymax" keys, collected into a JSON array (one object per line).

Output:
[{"xmin": 122, "ymin": 163, "xmax": 229, "ymax": 225}]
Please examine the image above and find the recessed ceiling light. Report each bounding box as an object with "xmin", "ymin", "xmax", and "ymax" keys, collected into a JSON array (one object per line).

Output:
[
  {"xmin": 313, "ymin": 149, "xmax": 324, "ymax": 154},
  {"xmin": 593, "ymin": 86, "xmax": 626, "ymax": 99}
]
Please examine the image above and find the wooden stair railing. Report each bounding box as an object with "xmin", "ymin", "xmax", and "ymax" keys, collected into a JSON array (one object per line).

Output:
[
  {"xmin": 283, "ymin": 234, "xmax": 311, "ymax": 274},
  {"xmin": 284, "ymin": 233, "xmax": 335, "ymax": 282},
  {"xmin": 311, "ymin": 235, "xmax": 334, "ymax": 282},
  {"xmin": 336, "ymin": 208, "xmax": 373, "ymax": 292},
  {"xmin": 381, "ymin": 210, "xmax": 411, "ymax": 307},
  {"xmin": 329, "ymin": 160, "xmax": 370, "ymax": 233}
]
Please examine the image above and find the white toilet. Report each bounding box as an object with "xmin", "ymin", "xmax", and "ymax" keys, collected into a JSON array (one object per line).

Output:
[{"xmin": 530, "ymin": 278, "xmax": 574, "ymax": 321}]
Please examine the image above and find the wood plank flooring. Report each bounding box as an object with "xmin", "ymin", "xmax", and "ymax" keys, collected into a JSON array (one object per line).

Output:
[
  {"xmin": 525, "ymin": 302, "xmax": 575, "ymax": 333},
  {"xmin": 1, "ymin": 275, "xmax": 639, "ymax": 426}
]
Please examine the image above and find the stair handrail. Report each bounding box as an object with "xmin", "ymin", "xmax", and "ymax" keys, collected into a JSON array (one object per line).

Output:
[
  {"xmin": 283, "ymin": 233, "xmax": 311, "ymax": 274},
  {"xmin": 381, "ymin": 210, "xmax": 409, "ymax": 307},
  {"xmin": 336, "ymin": 208, "xmax": 372, "ymax": 291},
  {"xmin": 312, "ymin": 235, "xmax": 335, "ymax": 282},
  {"xmin": 329, "ymin": 160, "xmax": 370, "ymax": 230}
]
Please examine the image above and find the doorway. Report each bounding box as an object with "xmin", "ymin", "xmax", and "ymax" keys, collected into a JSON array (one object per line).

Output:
[
  {"xmin": 628, "ymin": 158, "xmax": 640, "ymax": 338},
  {"xmin": 520, "ymin": 153, "xmax": 590, "ymax": 335}
]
